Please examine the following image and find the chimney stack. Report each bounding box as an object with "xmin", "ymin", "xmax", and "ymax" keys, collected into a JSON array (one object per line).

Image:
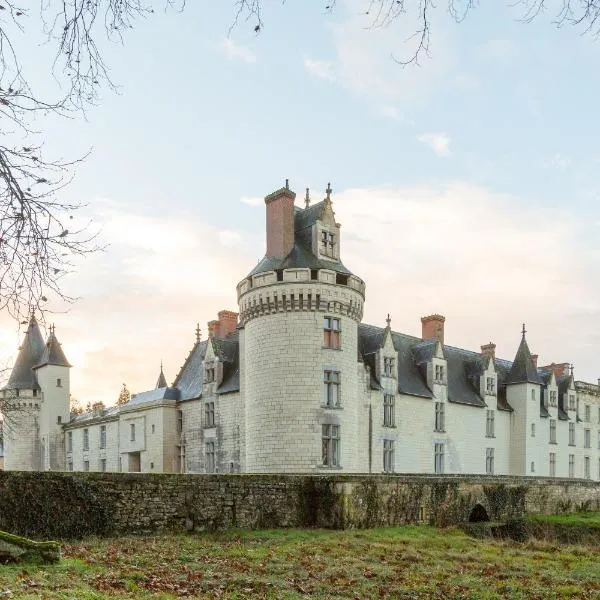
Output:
[
  {"xmin": 218, "ymin": 310, "xmax": 238, "ymax": 338},
  {"xmin": 539, "ymin": 362, "xmax": 570, "ymax": 377},
  {"xmin": 421, "ymin": 314, "xmax": 445, "ymax": 345},
  {"xmin": 265, "ymin": 181, "xmax": 296, "ymax": 258},
  {"xmin": 481, "ymin": 342, "xmax": 496, "ymax": 360},
  {"xmin": 531, "ymin": 354, "xmax": 538, "ymax": 369},
  {"xmin": 207, "ymin": 320, "xmax": 220, "ymax": 339}
]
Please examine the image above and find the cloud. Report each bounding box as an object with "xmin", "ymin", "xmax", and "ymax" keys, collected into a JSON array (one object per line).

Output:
[
  {"xmin": 218, "ymin": 38, "xmax": 256, "ymax": 63},
  {"xmin": 417, "ymin": 132, "xmax": 451, "ymax": 156},
  {"xmin": 303, "ymin": 58, "xmax": 336, "ymax": 81}
]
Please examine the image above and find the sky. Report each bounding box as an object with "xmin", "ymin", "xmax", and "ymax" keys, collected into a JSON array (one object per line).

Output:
[{"xmin": 1, "ymin": 1, "xmax": 599, "ymax": 404}]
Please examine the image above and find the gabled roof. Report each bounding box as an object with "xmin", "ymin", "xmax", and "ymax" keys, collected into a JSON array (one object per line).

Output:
[
  {"xmin": 173, "ymin": 340, "xmax": 208, "ymax": 401},
  {"xmin": 5, "ymin": 316, "xmax": 45, "ymax": 390},
  {"xmin": 34, "ymin": 329, "xmax": 71, "ymax": 369},
  {"xmin": 505, "ymin": 333, "xmax": 542, "ymax": 385}
]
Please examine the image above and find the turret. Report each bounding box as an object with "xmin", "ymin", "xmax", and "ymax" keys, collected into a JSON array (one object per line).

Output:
[{"xmin": 238, "ymin": 181, "xmax": 366, "ymax": 472}]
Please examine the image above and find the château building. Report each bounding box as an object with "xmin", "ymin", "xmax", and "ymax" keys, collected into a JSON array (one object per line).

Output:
[{"xmin": 3, "ymin": 182, "xmax": 600, "ymax": 479}]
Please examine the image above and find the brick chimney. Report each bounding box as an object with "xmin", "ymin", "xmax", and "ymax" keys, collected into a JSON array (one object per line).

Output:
[
  {"xmin": 481, "ymin": 342, "xmax": 496, "ymax": 360},
  {"xmin": 218, "ymin": 310, "xmax": 238, "ymax": 337},
  {"xmin": 531, "ymin": 354, "xmax": 538, "ymax": 369},
  {"xmin": 265, "ymin": 180, "xmax": 296, "ymax": 258},
  {"xmin": 421, "ymin": 314, "xmax": 445, "ymax": 345},
  {"xmin": 540, "ymin": 362, "xmax": 569, "ymax": 377},
  {"xmin": 207, "ymin": 320, "xmax": 220, "ymax": 339}
]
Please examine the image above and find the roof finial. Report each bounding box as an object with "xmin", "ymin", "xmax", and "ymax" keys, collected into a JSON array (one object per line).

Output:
[
  {"xmin": 570, "ymin": 363, "xmax": 574, "ymax": 377},
  {"xmin": 325, "ymin": 182, "xmax": 332, "ymax": 201},
  {"xmin": 521, "ymin": 323, "xmax": 526, "ymax": 339},
  {"xmin": 305, "ymin": 187, "xmax": 310, "ymax": 209},
  {"xmin": 195, "ymin": 323, "xmax": 201, "ymax": 343},
  {"xmin": 50, "ymin": 323, "xmax": 55, "ymax": 336},
  {"xmin": 385, "ymin": 313, "xmax": 391, "ymax": 328},
  {"xmin": 285, "ymin": 178, "xmax": 289, "ymax": 190}
]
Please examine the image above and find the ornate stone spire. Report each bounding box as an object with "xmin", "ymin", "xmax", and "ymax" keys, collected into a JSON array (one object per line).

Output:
[
  {"xmin": 325, "ymin": 182, "xmax": 332, "ymax": 202},
  {"xmin": 156, "ymin": 362, "xmax": 168, "ymax": 389},
  {"xmin": 195, "ymin": 323, "xmax": 201, "ymax": 343},
  {"xmin": 5, "ymin": 314, "xmax": 45, "ymax": 390}
]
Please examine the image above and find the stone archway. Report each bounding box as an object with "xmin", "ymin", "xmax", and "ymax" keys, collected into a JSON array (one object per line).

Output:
[{"xmin": 468, "ymin": 503, "xmax": 490, "ymax": 523}]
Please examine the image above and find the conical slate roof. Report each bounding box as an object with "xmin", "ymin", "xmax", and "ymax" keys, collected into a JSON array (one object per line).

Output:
[
  {"xmin": 5, "ymin": 316, "xmax": 45, "ymax": 389},
  {"xmin": 156, "ymin": 364, "xmax": 167, "ymax": 389},
  {"xmin": 506, "ymin": 328, "xmax": 541, "ymax": 385},
  {"xmin": 34, "ymin": 327, "xmax": 71, "ymax": 369}
]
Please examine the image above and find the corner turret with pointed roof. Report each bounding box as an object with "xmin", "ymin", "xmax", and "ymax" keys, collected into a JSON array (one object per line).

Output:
[
  {"xmin": 34, "ymin": 324, "xmax": 71, "ymax": 370},
  {"xmin": 156, "ymin": 363, "xmax": 168, "ymax": 389},
  {"xmin": 4, "ymin": 314, "xmax": 45, "ymax": 390},
  {"xmin": 506, "ymin": 324, "xmax": 542, "ymax": 385}
]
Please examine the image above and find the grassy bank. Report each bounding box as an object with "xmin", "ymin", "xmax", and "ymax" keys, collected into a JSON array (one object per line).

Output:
[{"xmin": 0, "ymin": 526, "xmax": 599, "ymax": 599}]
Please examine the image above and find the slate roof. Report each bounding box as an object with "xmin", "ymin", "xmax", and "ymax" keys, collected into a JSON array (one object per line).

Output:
[
  {"xmin": 34, "ymin": 331, "xmax": 71, "ymax": 369},
  {"xmin": 156, "ymin": 366, "xmax": 167, "ymax": 389},
  {"xmin": 124, "ymin": 386, "xmax": 179, "ymax": 408},
  {"xmin": 505, "ymin": 334, "xmax": 542, "ymax": 385},
  {"xmin": 5, "ymin": 316, "xmax": 45, "ymax": 390},
  {"xmin": 173, "ymin": 340, "xmax": 208, "ymax": 401}
]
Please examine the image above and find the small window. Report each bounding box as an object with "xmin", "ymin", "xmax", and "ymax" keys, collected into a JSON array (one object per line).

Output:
[
  {"xmin": 383, "ymin": 440, "xmax": 394, "ymax": 473},
  {"xmin": 531, "ymin": 389, "xmax": 536, "ymax": 402},
  {"xmin": 320, "ymin": 231, "xmax": 335, "ymax": 257},
  {"xmin": 486, "ymin": 410, "xmax": 495, "ymax": 438},
  {"xmin": 434, "ymin": 442, "xmax": 444, "ymax": 474},
  {"xmin": 549, "ymin": 390, "xmax": 557, "ymax": 407},
  {"xmin": 100, "ymin": 425, "xmax": 107, "ymax": 449},
  {"xmin": 151, "ymin": 424, "xmax": 155, "ymax": 434},
  {"xmin": 568, "ymin": 454, "xmax": 575, "ymax": 478},
  {"xmin": 323, "ymin": 317, "xmax": 341, "ymax": 349},
  {"xmin": 322, "ymin": 424, "xmax": 340, "ymax": 467},
  {"xmin": 32, "ymin": 389, "xmax": 38, "ymax": 397},
  {"xmin": 550, "ymin": 419, "xmax": 557, "ymax": 444},
  {"xmin": 486, "ymin": 377, "xmax": 495, "ymax": 394},
  {"xmin": 150, "ymin": 462, "xmax": 154, "ymax": 470},
  {"xmin": 83, "ymin": 428, "xmax": 89, "ymax": 451},
  {"xmin": 531, "ymin": 423, "xmax": 535, "ymax": 437},
  {"xmin": 530, "ymin": 461, "xmax": 535, "ymax": 473},
  {"xmin": 584, "ymin": 429, "xmax": 591, "ymax": 448},
  {"xmin": 584, "ymin": 456, "xmax": 590, "ymax": 479},
  {"xmin": 57, "ymin": 416, "xmax": 62, "ymax": 424},
  {"xmin": 67, "ymin": 431, "xmax": 73, "ymax": 453},
  {"xmin": 384, "ymin": 357, "xmax": 395, "ymax": 378},
  {"xmin": 434, "ymin": 402, "xmax": 445, "ymax": 432},
  {"xmin": 56, "ymin": 378, "xmax": 62, "ymax": 387},
  {"xmin": 383, "ymin": 394, "xmax": 395, "ymax": 427},
  {"xmin": 486, "ymin": 448, "xmax": 494, "ymax": 475},
  {"xmin": 68, "ymin": 461, "xmax": 73, "ymax": 472},
  {"xmin": 569, "ymin": 394, "xmax": 576, "ymax": 410},
  {"xmin": 130, "ymin": 423, "xmax": 136, "ymax": 442},
  {"xmin": 83, "ymin": 460, "xmax": 90, "ymax": 472},
  {"xmin": 584, "ymin": 405, "xmax": 591, "ymax": 422},
  {"xmin": 100, "ymin": 459, "xmax": 107, "ymax": 472},
  {"xmin": 323, "ymin": 370, "xmax": 341, "ymax": 407},
  {"xmin": 177, "ymin": 410, "xmax": 183, "ymax": 433},
  {"xmin": 434, "ymin": 364, "xmax": 444, "ymax": 382},
  {"xmin": 205, "ymin": 402, "xmax": 215, "ymax": 427},
  {"xmin": 569, "ymin": 422, "xmax": 575, "ymax": 446},
  {"xmin": 549, "ymin": 453, "xmax": 556, "ymax": 477},
  {"xmin": 205, "ymin": 441, "xmax": 216, "ymax": 473}
]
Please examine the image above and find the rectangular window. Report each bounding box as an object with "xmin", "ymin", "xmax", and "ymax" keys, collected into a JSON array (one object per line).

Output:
[
  {"xmin": 323, "ymin": 370, "xmax": 341, "ymax": 407},
  {"xmin": 584, "ymin": 405, "xmax": 591, "ymax": 422},
  {"xmin": 177, "ymin": 410, "xmax": 183, "ymax": 433},
  {"xmin": 569, "ymin": 454, "xmax": 575, "ymax": 478},
  {"xmin": 205, "ymin": 402, "xmax": 215, "ymax": 427},
  {"xmin": 569, "ymin": 422, "xmax": 575, "ymax": 446},
  {"xmin": 205, "ymin": 367, "xmax": 215, "ymax": 383},
  {"xmin": 434, "ymin": 364, "xmax": 444, "ymax": 382},
  {"xmin": 486, "ymin": 448, "xmax": 494, "ymax": 475},
  {"xmin": 57, "ymin": 378, "xmax": 62, "ymax": 387},
  {"xmin": 549, "ymin": 390, "xmax": 557, "ymax": 407},
  {"xmin": 100, "ymin": 425, "xmax": 106, "ymax": 449},
  {"xmin": 383, "ymin": 440, "xmax": 395, "ymax": 473},
  {"xmin": 322, "ymin": 424, "xmax": 340, "ymax": 467},
  {"xmin": 383, "ymin": 357, "xmax": 395, "ymax": 377},
  {"xmin": 83, "ymin": 460, "xmax": 90, "ymax": 472},
  {"xmin": 584, "ymin": 456, "xmax": 590, "ymax": 479},
  {"xmin": 550, "ymin": 419, "xmax": 557, "ymax": 444},
  {"xmin": 434, "ymin": 442, "xmax": 445, "ymax": 474},
  {"xmin": 383, "ymin": 394, "xmax": 395, "ymax": 427},
  {"xmin": 100, "ymin": 458, "xmax": 107, "ymax": 472},
  {"xmin": 569, "ymin": 394, "xmax": 575, "ymax": 410},
  {"xmin": 321, "ymin": 230, "xmax": 335, "ymax": 256},
  {"xmin": 531, "ymin": 389, "xmax": 536, "ymax": 402},
  {"xmin": 531, "ymin": 461, "xmax": 535, "ymax": 473},
  {"xmin": 32, "ymin": 389, "xmax": 37, "ymax": 397},
  {"xmin": 434, "ymin": 402, "xmax": 445, "ymax": 432},
  {"xmin": 549, "ymin": 452, "xmax": 556, "ymax": 477},
  {"xmin": 57, "ymin": 416, "xmax": 62, "ymax": 424},
  {"xmin": 83, "ymin": 428, "xmax": 89, "ymax": 451},
  {"xmin": 68, "ymin": 461, "xmax": 73, "ymax": 472},
  {"xmin": 486, "ymin": 377, "xmax": 495, "ymax": 394},
  {"xmin": 67, "ymin": 431, "xmax": 73, "ymax": 452},
  {"xmin": 486, "ymin": 410, "xmax": 495, "ymax": 438},
  {"xmin": 531, "ymin": 423, "xmax": 535, "ymax": 437},
  {"xmin": 130, "ymin": 423, "xmax": 136, "ymax": 442},
  {"xmin": 584, "ymin": 429, "xmax": 591, "ymax": 449},
  {"xmin": 205, "ymin": 441, "xmax": 216, "ymax": 473},
  {"xmin": 323, "ymin": 317, "xmax": 341, "ymax": 349}
]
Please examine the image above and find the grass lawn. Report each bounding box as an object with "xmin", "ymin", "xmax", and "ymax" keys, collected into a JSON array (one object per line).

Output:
[
  {"xmin": 0, "ymin": 526, "xmax": 599, "ymax": 599},
  {"xmin": 526, "ymin": 512, "xmax": 600, "ymax": 528}
]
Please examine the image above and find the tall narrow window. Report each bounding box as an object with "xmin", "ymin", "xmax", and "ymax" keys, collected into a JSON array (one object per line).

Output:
[
  {"xmin": 323, "ymin": 317, "xmax": 341, "ymax": 349},
  {"xmin": 100, "ymin": 425, "xmax": 107, "ymax": 449},
  {"xmin": 383, "ymin": 394, "xmax": 395, "ymax": 427},
  {"xmin": 322, "ymin": 424, "xmax": 340, "ymax": 467},
  {"xmin": 550, "ymin": 419, "xmax": 557, "ymax": 444},
  {"xmin": 205, "ymin": 402, "xmax": 215, "ymax": 427},
  {"xmin": 83, "ymin": 428, "xmax": 89, "ymax": 451},
  {"xmin": 384, "ymin": 357, "xmax": 395, "ymax": 377},
  {"xmin": 485, "ymin": 448, "xmax": 494, "ymax": 475},
  {"xmin": 100, "ymin": 459, "xmax": 107, "ymax": 473},
  {"xmin": 531, "ymin": 423, "xmax": 536, "ymax": 437},
  {"xmin": 584, "ymin": 405, "xmax": 591, "ymax": 422},
  {"xmin": 177, "ymin": 410, "xmax": 183, "ymax": 433},
  {"xmin": 434, "ymin": 364, "xmax": 444, "ymax": 382},
  {"xmin": 434, "ymin": 442, "xmax": 445, "ymax": 474},
  {"xmin": 569, "ymin": 422, "xmax": 575, "ymax": 446},
  {"xmin": 83, "ymin": 460, "xmax": 89, "ymax": 472},
  {"xmin": 321, "ymin": 231, "xmax": 335, "ymax": 257},
  {"xmin": 130, "ymin": 423, "xmax": 136, "ymax": 442},
  {"xmin": 205, "ymin": 441, "xmax": 216, "ymax": 473},
  {"xmin": 383, "ymin": 440, "xmax": 395, "ymax": 473},
  {"xmin": 531, "ymin": 389, "xmax": 536, "ymax": 402},
  {"xmin": 486, "ymin": 377, "xmax": 495, "ymax": 394},
  {"xmin": 549, "ymin": 390, "xmax": 557, "ymax": 407},
  {"xmin": 584, "ymin": 429, "xmax": 591, "ymax": 449},
  {"xmin": 56, "ymin": 378, "xmax": 62, "ymax": 387},
  {"xmin": 323, "ymin": 370, "xmax": 341, "ymax": 407},
  {"xmin": 584, "ymin": 456, "xmax": 590, "ymax": 479},
  {"xmin": 67, "ymin": 431, "xmax": 73, "ymax": 453},
  {"xmin": 568, "ymin": 454, "xmax": 575, "ymax": 478},
  {"xmin": 434, "ymin": 402, "xmax": 445, "ymax": 432},
  {"xmin": 486, "ymin": 410, "xmax": 495, "ymax": 438},
  {"xmin": 549, "ymin": 452, "xmax": 556, "ymax": 477},
  {"xmin": 569, "ymin": 394, "xmax": 575, "ymax": 410}
]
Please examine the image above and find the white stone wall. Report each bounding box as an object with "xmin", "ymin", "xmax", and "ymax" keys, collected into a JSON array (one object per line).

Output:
[
  {"xmin": 66, "ymin": 418, "xmax": 119, "ymax": 472},
  {"xmin": 3, "ymin": 391, "xmax": 41, "ymax": 471}
]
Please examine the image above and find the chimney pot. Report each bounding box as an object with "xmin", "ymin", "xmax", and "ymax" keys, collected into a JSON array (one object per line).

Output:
[
  {"xmin": 218, "ymin": 310, "xmax": 238, "ymax": 338},
  {"xmin": 481, "ymin": 342, "xmax": 496, "ymax": 359},
  {"xmin": 207, "ymin": 320, "xmax": 220, "ymax": 339},
  {"xmin": 421, "ymin": 314, "xmax": 445, "ymax": 345}
]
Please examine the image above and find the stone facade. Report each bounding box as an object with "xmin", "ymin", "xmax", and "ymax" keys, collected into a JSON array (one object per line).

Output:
[{"xmin": 3, "ymin": 182, "xmax": 600, "ymax": 482}]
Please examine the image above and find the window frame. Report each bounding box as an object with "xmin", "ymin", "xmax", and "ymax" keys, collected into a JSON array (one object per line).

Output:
[
  {"xmin": 569, "ymin": 422, "xmax": 575, "ymax": 446},
  {"xmin": 205, "ymin": 401, "xmax": 216, "ymax": 427},
  {"xmin": 434, "ymin": 402, "xmax": 445, "ymax": 432},
  {"xmin": 550, "ymin": 419, "xmax": 557, "ymax": 444},
  {"xmin": 549, "ymin": 452, "xmax": 556, "ymax": 477},
  {"xmin": 383, "ymin": 439, "xmax": 395, "ymax": 473},
  {"xmin": 434, "ymin": 442, "xmax": 445, "ymax": 474},
  {"xmin": 486, "ymin": 410, "xmax": 495, "ymax": 438},
  {"xmin": 485, "ymin": 447, "xmax": 494, "ymax": 475},
  {"xmin": 383, "ymin": 394, "xmax": 395, "ymax": 427},
  {"xmin": 323, "ymin": 370, "xmax": 341, "ymax": 408},
  {"xmin": 322, "ymin": 424, "xmax": 341, "ymax": 467},
  {"xmin": 323, "ymin": 316, "xmax": 341, "ymax": 349},
  {"xmin": 100, "ymin": 425, "xmax": 107, "ymax": 449},
  {"xmin": 83, "ymin": 428, "xmax": 89, "ymax": 451},
  {"xmin": 205, "ymin": 440, "xmax": 216, "ymax": 473}
]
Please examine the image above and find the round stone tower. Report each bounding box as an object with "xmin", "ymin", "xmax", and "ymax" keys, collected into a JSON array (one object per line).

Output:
[{"xmin": 238, "ymin": 183, "xmax": 366, "ymax": 472}]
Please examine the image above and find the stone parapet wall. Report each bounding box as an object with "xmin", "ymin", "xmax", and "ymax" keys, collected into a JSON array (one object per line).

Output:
[{"xmin": 0, "ymin": 472, "xmax": 598, "ymax": 540}]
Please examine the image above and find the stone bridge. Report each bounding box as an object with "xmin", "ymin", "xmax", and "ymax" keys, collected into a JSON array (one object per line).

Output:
[{"xmin": 0, "ymin": 472, "xmax": 598, "ymax": 539}]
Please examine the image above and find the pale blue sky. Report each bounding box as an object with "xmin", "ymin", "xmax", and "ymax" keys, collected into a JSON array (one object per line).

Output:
[{"xmin": 2, "ymin": 1, "xmax": 599, "ymax": 401}]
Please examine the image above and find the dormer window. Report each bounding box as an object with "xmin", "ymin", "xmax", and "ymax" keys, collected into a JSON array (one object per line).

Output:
[
  {"xmin": 321, "ymin": 230, "xmax": 335, "ymax": 258},
  {"xmin": 569, "ymin": 394, "xmax": 575, "ymax": 410},
  {"xmin": 434, "ymin": 364, "xmax": 444, "ymax": 383},
  {"xmin": 383, "ymin": 357, "xmax": 395, "ymax": 377},
  {"xmin": 549, "ymin": 390, "xmax": 557, "ymax": 407},
  {"xmin": 205, "ymin": 365, "xmax": 215, "ymax": 383},
  {"xmin": 486, "ymin": 377, "xmax": 495, "ymax": 394}
]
